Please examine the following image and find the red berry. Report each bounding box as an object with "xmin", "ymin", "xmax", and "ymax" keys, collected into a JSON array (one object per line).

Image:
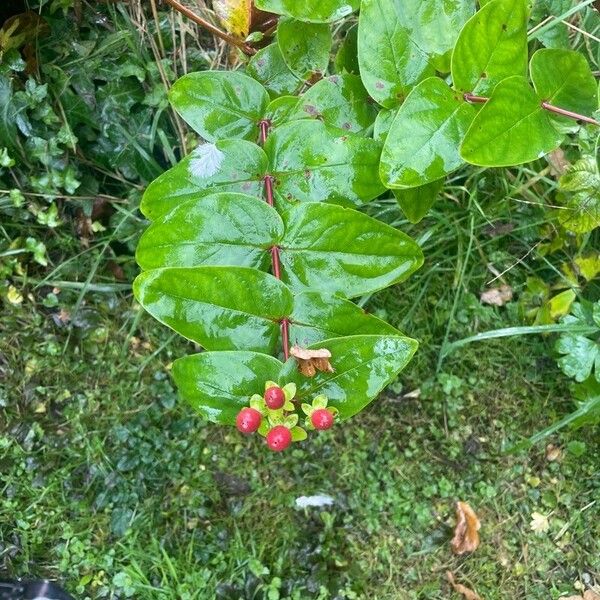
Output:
[
  {"xmin": 266, "ymin": 425, "xmax": 292, "ymax": 452},
  {"xmin": 236, "ymin": 407, "xmax": 262, "ymax": 434},
  {"xmin": 264, "ymin": 386, "xmax": 285, "ymax": 409},
  {"xmin": 311, "ymin": 408, "xmax": 334, "ymax": 430}
]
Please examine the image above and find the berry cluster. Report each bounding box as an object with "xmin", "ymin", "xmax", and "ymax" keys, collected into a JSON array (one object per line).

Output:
[{"xmin": 235, "ymin": 381, "xmax": 337, "ymax": 452}]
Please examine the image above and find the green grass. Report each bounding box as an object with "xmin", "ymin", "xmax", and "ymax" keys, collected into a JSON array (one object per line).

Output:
[{"xmin": 1, "ymin": 195, "xmax": 599, "ymax": 598}]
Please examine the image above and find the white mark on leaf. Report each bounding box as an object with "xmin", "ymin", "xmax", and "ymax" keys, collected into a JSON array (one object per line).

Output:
[{"xmin": 189, "ymin": 144, "xmax": 225, "ymax": 179}]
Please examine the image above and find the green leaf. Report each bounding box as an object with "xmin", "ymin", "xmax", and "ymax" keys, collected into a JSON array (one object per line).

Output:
[
  {"xmin": 277, "ymin": 17, "xmax": 332, "ymax": 80},
  {"xmin": 556, "ymin": 301, "xmax": 600, "ymax": 382},
  {"xmin": 265, "ymin": 120, "xmax": 385, "ymax": 205},
  {"xmin": 290, "ymin": 426, "xmax": 308, "ymax": 441},
  {"xmin": 289, "ymin": 74, "xmax": 377, "ymax": 135},
  {"xmin": 556, "ymin": 157, "xmax": 600, "ymax": 234},
  {"xmin": 279, "ymin": 335, "xmax": 418, "ymax": 419},
  {"xmin": 289, "ymin": 290, "xmax": 401, "ymax": 346},
  {"xmin": 451, "ymin": 0, "xmax": 528, "ymax": 95},
  {"xmin": 358, "ymin": 0, "xmax": 475, "ymax": 108},
  {"xmin": 380, "ymin": 78, "xmax": 476, "ymax": 188},
  {"xmin": 460, "ymin": 76, "xmax": 563, "ymax": 167},
  {"xmin": 373, "ymin": 108, "xmax": 396, "ymax": 143},
  {"xmin": 136, "ymin": 192, "xmax": 283, "ymax": 271},
  {"xmin": 530, "ymin": 48, "xmax": 598, "ymax": 124},
  {"xmin": 264, "ymin": 96, "xmax": 300, "ymax": 127},
  {"xmin": 278, "ymin": 202, "xmax": 423, "ymax": 297},
  {"xmin": 168, "ymin": 71, "xmax": 269, "ymax": 142},
  {"xmin": 172, "ymin": 351, "xmax": 283, "ymax": 424},
  {"xmin": 334, "ymin": 23, "xmax": 359, "ymax": 75},
  {"xmin": 140, "ymin": 140, "xmax": 268, "ymax": 220},
  {"xmin": 246, "ymin": 42, "xmax": 302, "ymax": 98},
  {"xmin": 133, "ymin": 266, "xmax": 293, "ymax": 353},
  {"xmin": 357, "ymin": 0, "xmax": 434, "ymax": 108},
  {"xmin": 254, "ymin": 0, "xmax": 358, "ymax": 22},
  {"xmin": 393, "ymin": 179, "xmax": 444, "ymax": 223}
]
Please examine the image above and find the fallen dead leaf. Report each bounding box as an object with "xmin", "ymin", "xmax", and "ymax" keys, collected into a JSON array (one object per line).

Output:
[
  {"xmin": 290, "ymin": 345, "xmax": 334, "ymax": 378},
  {"xmin": 530, "ymin": 511, "xmax": 550, "ymax": 534},
  {"xmin": 584, "ymin": 590, "xmax": 600, "ymax": 600},
  {"xmin": 480, "ymin": 285, "xmax": 513, "ymax": 307},
  {"xmin": 451, "ymin": 501, "xmax": 481, "ymax": 555},
  {"xmin": 446, "ymin": 571, "xmax": 482, "ymax": 600},
  {"xmin": 547, "ymin": 148, "xmax": 570, "ymax": 177},
  {"xmin": 545, "ymin": 443, "xmax": 562, "ymax": 462}
]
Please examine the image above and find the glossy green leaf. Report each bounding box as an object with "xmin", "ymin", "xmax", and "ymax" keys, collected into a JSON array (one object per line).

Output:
[
  {"xmin": 133, "ymin": 266, "xmax": 293, "ymax": 353},
  {"xmin": 530, "ymin": 49, "xmax": 598, "ymax": 124},
  {"xmin": 380, "ymin": 77, "xmax": 476, "ymax": 188},
  {"xmin": 247, "ymin": 43, "xmax": 302, "ymax": 98},
  {"xmin": 277, "ymin": 17, "xmax": 332, "ymax": 79},
  {"xmin": 334, "ymin": 23, "xmax": 359, "ymax": 75},
  {"xmin": 460, "ymin": 76, "xmax": 563, "ymax": 167},
  {"xmin": 290, "ymin": 74, "xmax": 377, "ymax": 134},
  {"xmin": 278, "ymin": 202, "xmax": 423, "ymax": 297},
  {"xmin": 168, "ymin": 71, "xmax": 269, "ymax": 142},
  {"xmin": 265, "ymin": 120, "xmax": 385, "ymax": 205},
  {"xmin": 279, "ymin": 335, "xmax": 418, "ymax": 419},
  {"xmin": 393, "ymin": 179, "xmax": 444, "ymax": 223},
  {"xmin": 373, "ymin": 108, "xmax": 396, "ymax": 143},
  {"xmin": 263, "ymin": 96, "xmax": 300, "ymax": 127},
  {"xmin": 451, "ymin": 0, "xmax": 528, "ymax": 95},
  {"xmin": 254, "ymin": 0, "xmax": 358, "ymax": 22},
  {"xmin": 136, "ymin": 193, "xmax": 282, "ymax": 271},
  {"xmin": 358, "ymin": 0, "xmax": 475, "ymax": 108},
  {"xmin": 140, "ymin": 140, "xmax": 268, "ymax": 220},
  {"xmin": 289, "ymin": 290, "xmax": 400, "ymax": 346},
  {"xmin": 173, "ymin": 351, "xmax": 283, "ymax": 424}
]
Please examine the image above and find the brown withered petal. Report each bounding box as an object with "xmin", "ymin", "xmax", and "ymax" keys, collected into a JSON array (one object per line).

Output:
[
  {"xmin": 451, "ymin": 501, "xmax": 481, "ymax": 555},
  {"xmin": 446, "ymin": 572, "xmax": 482, "ymax": 600},
  {"xmin": 290, "ymin": 345, "xmax": 334, "ymax": 378}
]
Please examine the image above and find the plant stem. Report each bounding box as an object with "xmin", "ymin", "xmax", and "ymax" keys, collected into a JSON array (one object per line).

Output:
[
  {"xmin": 259, "ymin": 119, "xmax": 290, "ymax": 361},
  {"xmin": 162, "ymin": 0, "xmax": 256, "ymax": 55},
  {"xmin": 463, "ymin": 92, "xmax": 600, "ymax": 126}
]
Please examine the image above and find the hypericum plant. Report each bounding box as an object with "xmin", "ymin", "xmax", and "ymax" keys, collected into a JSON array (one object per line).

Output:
[{"xmin": 134, "ymin": 0, "xmax": 599, "ymax": 450}]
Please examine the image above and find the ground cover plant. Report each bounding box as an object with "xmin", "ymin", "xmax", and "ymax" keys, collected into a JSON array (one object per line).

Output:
[{"xmin": 0, "ymin": 0, "xmax": 599, "ymax": 598}]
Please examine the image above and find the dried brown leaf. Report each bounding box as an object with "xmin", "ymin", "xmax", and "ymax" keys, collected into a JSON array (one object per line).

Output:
[
  {"xmin": 480, "ymin": 284, "xmax": 513, "ymax": 307},
  {"xmin": 290, "ymin": 345, "xmax": 334, "ymax": 378},
  {"xmin": 545, "ymin": 443, "xmax": 562, "ymax": 462},
  {"xmin": 547, "ymin": 148, "xmax": 570, "ymax": 177},
  {"xmin": 451, "ymin": 501, "xmax": 481, "ymax": 555},
  {"xmin": 584, "ymin": 590, "xmax": 600, "ymax": 600},
  {"xmin": 446, "ymin": 571, "xmax": 482, "ymax": 600}
]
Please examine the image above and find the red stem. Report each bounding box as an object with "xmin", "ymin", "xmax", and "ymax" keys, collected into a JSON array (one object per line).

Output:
[
  {"xmin": 259, "ymin": 119, "xmax": 290, "ymax": 361},
  {"xmin": 463, "ymin": 92, "xmax": 599, "ymax": 126}
]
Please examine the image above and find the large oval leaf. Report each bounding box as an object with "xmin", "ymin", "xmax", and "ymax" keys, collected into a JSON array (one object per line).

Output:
[
  {"xmin": 358, "ymin": 0, "xmax": 474, "ymax": 108},
  {"xmin": 358, "ymin": 0, "xmax": 435, "ymax": 108},
  {"xmin": 173, "ymin": 351, "xmax": 283, "ymax": 425},
  {"xmin": 277, "ymin": 17, "xmax": 332, "ymax": 80},
  {"xmin": 140, "ymin": 141, "xmax": 268, "ymax": 220},
  {"xmin": 133, "ymin": 266, "xmax": 293, "ymax": 353},
  {"xmin": 136, "ymin": 192, "xmax": 282, "ymax": 271},
  {"xmin": 530, "ymin": 48, "xmax": 598, "ymax": 124},
  {"xmin": 278, "ymin": 335, "xmax": 418, "ymax": 419},
  {"xmin": 290, "ymin": 291, "xmax": 400, "ymax": 346},
  {"xmin": 380, "ymin": 77, "xmax": 476, "ymax": 188},
  {"xmin": 247, "ymin": 42, "xmax": 302, "ymax": 98},
  {"xmin": 278, "ymin": 202, "xmax": 424, "ymax": 297},
  {"xmin": 265, "ymin": 119, "xmax": 385, "ymax": 205},
  {"xmin": 451, "ymin": 0, "xmax": 528, "ymax": 95},
  {"xmin": 169, "ymin": 71, "xmax": 269, "ymax": 142},
  {"xmin": 254, "ymin": 0, "xmax": 358, "ymax": 22},
  {"xmin": 460, "ymin": 76, "xmax": 563, "ymax": 167},
  {"xmin": 289, "ymin": 74, "xmax": 377, "ymax": 135}
]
